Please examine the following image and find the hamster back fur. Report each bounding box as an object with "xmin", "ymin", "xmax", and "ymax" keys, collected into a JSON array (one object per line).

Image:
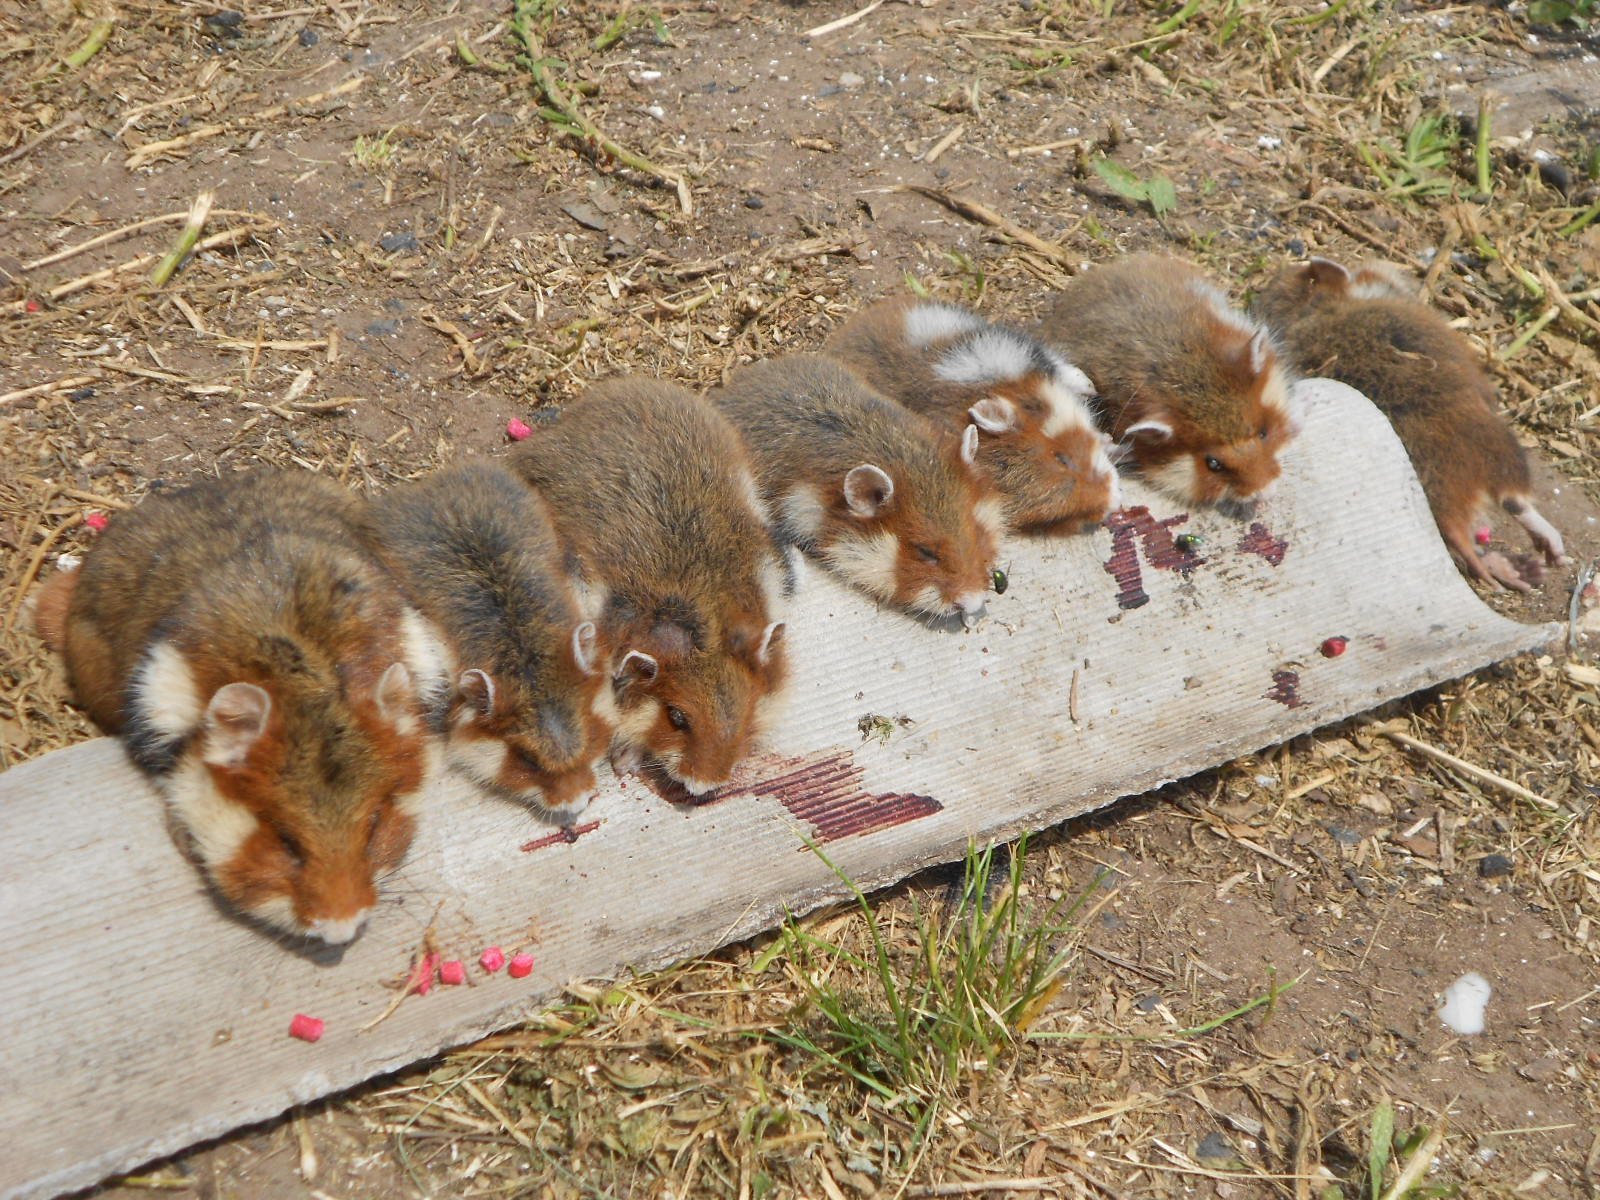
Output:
[
  {"xmin": 709, "ymin": 352, "xmax": 1001, "ymax": 625},
  {"xmin": 371, "ymin": 461, "xmax": 616, "ymax": 814},
  {"xmin": 825, "ymin": 296, "xmax": 1120, "ymax": 534},
  {"xmin": 1253, "ymin": 256, "xmax": 1567, "ymax": 591},
  {"xmin": 39, "ymin": 470, "xmax": 445, "ymax": 945},
  {"xmin": 1035, "ymin": 254, "xmax": 1298, "ymax": 506},
  {"xmin": 507, "ymin": 379, "xmax": 787, "ymax": 795}
]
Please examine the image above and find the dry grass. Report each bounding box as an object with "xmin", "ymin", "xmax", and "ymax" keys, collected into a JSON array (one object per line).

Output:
[{"xmin": 4, "ymin": 1, "xmax": 1599, "ymax": 1196}]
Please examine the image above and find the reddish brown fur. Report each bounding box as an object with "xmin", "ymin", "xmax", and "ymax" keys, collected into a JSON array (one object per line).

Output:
[
  {"xmin": 709, "ymin": 353, "xmax": 999, "ymax": 622},
  {"xmin": 826, "ymin": 296, "xmax": 1119, "ymax": 533},
  {"xmin": 1253, "ymin": 257, "xmax": 1565, "ymax": 589},
  {"xmin": 47, "ymin": 471, "xmax": 434, "ymax": 939},
  {"xmin": 1035, "ymin": 255, "xmax": 1297, "ymax": 505},
  {"xmin": 30, "ymin": 566, "xmax": 76, "ymax": 652},
  {"xmin": 508, "ymin": 378, "xmax": 788, "ymax": 791}
]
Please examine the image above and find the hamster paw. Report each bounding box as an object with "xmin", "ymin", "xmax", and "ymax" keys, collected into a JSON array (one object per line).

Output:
[{"xmin": 1478, "ymin": 550, "xmax": 1537, "ymax": 593}]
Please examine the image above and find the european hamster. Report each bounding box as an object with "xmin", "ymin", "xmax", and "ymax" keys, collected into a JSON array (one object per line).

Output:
[
  {"xmin": 507, "ymin": 378, "xmax": 788, "ymax": 795},
  {"xmin": 1253, "ymin": 256, "xmax": 1568, "ymax": 591},
  {"xmin": 709, "ymin": 352, "xmax": 1002, "ymax": 626},
  {"xmin": 370, "ymin": 461, "xmax": 616, "ymax": 814},
  {"xmin": 34, "ymin": 470, "xmax": 447, "ymax": 945},
  {"xmin": 1035, "ymin": 254, "xmax": 1299, "ymax": 506},
  {"xmin": 825, "ymin": 296, "xmax": 1120, "ymax": 533}
]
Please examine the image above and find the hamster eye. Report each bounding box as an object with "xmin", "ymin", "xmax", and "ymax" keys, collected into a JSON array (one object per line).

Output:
[
  {"xmin": 1054, "ymin": 452, "xmax": 1076, "ymax": 470},
  {"xmin": 278, "ymin": 830, "xmax": 307, "ymax": 869},
  {"xmin": 1257, "ymin": 425, "xmax": 1269, "ymax": 441},
  {"xmin": 666, "ymin": 705, "xmax": 691, "ymax": 731},
  {"xmin": 1204, "ymin": 456, "xmax": 1226, "ymax": 473},
  {"xmin": 913, "ymin": 544, "xmax": 941, "ymax": 564}
]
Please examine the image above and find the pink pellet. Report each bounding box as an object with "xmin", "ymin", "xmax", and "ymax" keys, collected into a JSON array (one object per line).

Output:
[
  {"xmin": 84, "ymin": 512, "xmax": 109, "ymax": 532},
  {"xmin": 1474, "ymin": 526, "xmax": 1492, "ymax": 546},
  {"xmin": 410, "ymin": 952, "xmax": 441, "ymax": 997},
  {"xmin": 479, "ymin": 946, "xmax": 506, "ymax": 973},
  {"xmin": 506, "ymin": 418, "xmax": 533, "ymax": 441},
  {"xmin": 439, "ymin": 959, "xmax": 466, "ymax": 986},
  {"xmin": 289, "ymin": 1013, "xmax": 325, "ymax": 1042},
  {"xmin": 1320, "ymin": 636, "xmax": 1349, "ymax": 658},
  {"xmin": 507, "ymin": 953, "xmax": 534, "ymax": 979}
]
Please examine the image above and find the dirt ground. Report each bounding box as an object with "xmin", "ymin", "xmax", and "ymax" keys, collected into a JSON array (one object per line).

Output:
[{"xmin": 4, "ymin": 1, "xmax": 1600, "ymax": 1197}]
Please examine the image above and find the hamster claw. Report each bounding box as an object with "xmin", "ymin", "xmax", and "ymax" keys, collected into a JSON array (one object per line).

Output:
[{"xmin": 1478, "ymin": 550, "xmax": 1536, "ymax": 593}]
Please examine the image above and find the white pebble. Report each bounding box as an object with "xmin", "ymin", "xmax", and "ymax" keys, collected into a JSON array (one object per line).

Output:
[
  {"xmin": 1438, "ymin": 971, "xmax": 1491, "ymax": 1035},
  {"xmin": 1257, "ymin": 135, "xmax": 1282, "ymax": 151}
]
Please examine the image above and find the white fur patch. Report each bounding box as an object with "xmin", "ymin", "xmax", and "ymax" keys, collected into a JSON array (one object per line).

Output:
[
  {"xmin": 973, "ymin": 496, "xmax": 1006, "ymax": 541},
  {"xmin": 1259, "ymin": 365, "xmax": 1296, "ymax": 422},
  {"xmin": 132, "ymin": 641, "xmax": 204, "ymax": 742},
  {"xmin": 934, "ymin": 329, "xmax": 1036, "ymax": 386},
  {"xmin": 569, "ymin": 574, "xmax": 608, "ymax": 623},
  {"xmin": 251, "ymin": 895, "xmax": 298, "ymax": 936},
  {"xmin": 757, "ymin": 551, "xmax": 789, "ymax": 618},
  {"xmin": 822, "ymin": 530, "xmax": 900, "ymax": 602},
  {"xmin": 164, "ymin": 757, "xmax": 260, "ymax": 875},
  {"xmin": 1514, "ymin": 502, "xmax": 1566, "ymax": 561},
  {"xmin": 590, "ymin": 679, "xmax": 621, "ymax": 728},
  {"xmin": 1188, "ymin": 280, "xmax": 1256, "ymax": 337},
  {"xmin": 400, "ymin": 608, "xmax": 454, "ymax": 718},
  {"xmin": 1349, "ymin": 262, "xmax": 1416, "ymax": 300},
  {"xmin": 903, "ymin": 302, "xmax": 985, "ymax": 348},
  {"xmin": 1145, "ymin": 455, "xmax": 1201, "ymax": 502},
  {"xmin": 307, "ymin": 912, "xmax": 369, "ymax": 945},
  {"xmin": 778, "ymin": 485, "xmax": 827, "ymax": 545},
  {"xmin": 1045, "ymin": 354, "xmax": 1096, "ymax": 398},
  {"xmin": 673, "ymin": 772, "xmax": 722, "ymax": 797},
  {"xmin": 1036, "ymin": 378, "xmax": 1098, "ymax": 439},
  {"xmin": 448, "ymin": 736, "xmax": 510, "ymax": 792},
  {"xmin": 737, "ymin": 469, "xmax": 771, "ymax": 527},
  {"xmin": 614, "ymin": 697, "xmax": 661, "ymax": 752}
]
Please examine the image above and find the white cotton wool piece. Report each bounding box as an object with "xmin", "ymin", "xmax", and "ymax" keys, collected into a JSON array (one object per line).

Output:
[{"xmin": 1438, "ymin": 971, "xmax": 1492, "ymax": 1036}]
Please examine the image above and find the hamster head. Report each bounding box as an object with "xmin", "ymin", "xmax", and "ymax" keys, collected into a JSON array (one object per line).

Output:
[
  {"xmin": 965, "ymin": 365, "xmax": 1122, "ymax": 532},
  {"xmin": 141, "ymin": 646, "xmax": 434, "ymax": 945},
  {"xmin": 1125, "ymin": 322, "xmax": 1298, "ymax": 507},
  {"xmin": 610, "ymin": 614, "xmax": 786, "ymax": 795},
  {"xmin": 445, "ymin": 620, "xmax": 617, "ymax": 816},
  {"xmin": 826, "ymin": 424, "xmax": 1002, "ymax": 625},
  {"xmin": 1255, "ymin": 257, "xmax": 1419, "ymax": 325}
]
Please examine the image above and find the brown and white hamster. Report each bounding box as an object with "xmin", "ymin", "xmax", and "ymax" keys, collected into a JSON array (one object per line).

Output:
[
  {"xmin": 825, "ymin": 296, "xmax": 1121, "ymax": 533},
  {"xmin": 33, "ymin": 470, "xmax": 446, "ymax": 945},
  {"xmin": 1035, "ymin": 254, "xmax": 1299, "ymax": 506},
  {"xmin": 507, "ymin": 378, "xmax": 788, "ymax": 796},
  {"xmin": 370, "ymin": 461, "xmax": 616, "ymax": 815},
  {"xmin": 1253, "ymin": 256, "xmax": 1568, "ymax": 591},
  {"xmin": 709, "ymin": 352, "xmax": 1002, "ymax": 626}
]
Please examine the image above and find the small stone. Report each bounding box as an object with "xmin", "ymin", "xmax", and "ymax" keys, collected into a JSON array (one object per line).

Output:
[
  {"xmin": 298, "ymin": 27, "xmax": 320, "ymax": 46},
  {"xmin": 1135, "ymin": 993, "xmax": 1162, "ymax": 1013},
  {"xmin": 1478, "ymin": 853, "xmax": 1514, "ymax": 878},
  {"xmin": 204, "ymin": 10, "xmax": 244, "ymax": 35},
  {"xmin": 1324, "ymin": 824, "xmax": 1361, "ymax": 847},
  {"xmin": 365, "ymin": 319, "xmax": 400, "ymax": 337},
  {"xmin": 838, "ymin": 71, "xmax": 866, "ymax": 88},
  {"xmin": 1194, "ymin": 1132, "xmax": 1238, "ymax": 1168},
  {"xmin": 743, "ymin": 195, "xmax": 765, "ymax": 209},
  {"xmin": 378, "ymin": 231, "xmax": 420, "ymax": 254}
]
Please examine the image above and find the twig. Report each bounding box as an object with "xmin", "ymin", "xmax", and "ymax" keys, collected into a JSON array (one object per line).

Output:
[
  {"xmin": 1379, "ymin": 728, "xmax": 1558, "ymax": 811},
  {"xmin": 24, "ymin": 208, "xmax": 266, "ymax": 272},
  {"xmin": 61, "ymin": 19, "xmax": 113, "ymax": 70},
  {"xmin": 1377, "ymin": 1119, "xmax": 1446, "ymax": 1200},
  {"xmin": 0, "ymin": 376, "xmax": 97, "ymax": 408},
  {"xmin": 124, "ymin": 78, "xmax": 366, "ymax": 169},
  {"xmin": 905, "ymin": 1175, "xmax": 1082, "ymax": 1197},
  {"xmin": 900, "ymin": 186, "xmax": 1077, "ymax": 269},
  {"xmin": 0, "ymin": 113, "xmax": 83, "ymax": 168},
  {"xmin": 510, "ymin": 6, "xmax": 692, "ymax": 216},
  {"xmin": 1571, "ymin": 558, "xmax": 1597, "ymax": 657},
  {"xmin": 1474, "ymin": 94, "xmax": 1495, "ymax": 196},
  {"xmin": 921, "ymin": 126, "xmax": 964, "ymax": 164},
  {"xmin": 421, "ymin": 310, "xmax": 486, "ymax": 376},
  {"xmin": 803, "ymin": 0, "xmax": 887, "ymax": 39},
  {"xmin": 149, "ymin": 191, "xmax": 215, "ymax": 288},
  {"xmin": 1503, "ymin": 306, "xmax": 1559, "ymax": 358}
]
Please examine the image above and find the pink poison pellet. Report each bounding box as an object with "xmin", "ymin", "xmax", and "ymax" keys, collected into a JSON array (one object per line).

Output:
[
  {"xmin": 506, "ymin": 418, "xmax": 533, "ymax": 441},
  {"xmin": 439, "ymin": 960, "xmax": 466, "ymax": 986},
  {"xmin": 508, "ymin": 953, "xmax": 534, "ymax": 979},
  {"xmin": 289, "ymin": 1013, "xmax": 325, "ymax": 1042},
  {"xmin": 85, "ymin": 512, "xmax": 109, "ymax": 532},
  {"xmin": 479, "ymin": 946, "xmax": 506, "ymax": 973},
  {"xmin": 1474, "ymin": 526, "xmax": 1492, "ymax": 546}
]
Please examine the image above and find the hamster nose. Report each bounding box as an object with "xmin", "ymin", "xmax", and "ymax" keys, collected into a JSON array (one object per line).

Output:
[
  {"xmin": 955, "ymin": 593, "xmax": 987, "ymax": 628},
  {"xmin": 308, "ymin": 910, "xmax": 370, "ymax": 945}
]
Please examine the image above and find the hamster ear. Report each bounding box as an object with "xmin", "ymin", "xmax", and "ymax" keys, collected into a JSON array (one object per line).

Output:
[
  {"xmin": 1245, "ymin": 328, "xmax": 1274, "ymax": 376},
  {"xmin": 375, "ymin": 661, "xmax": 415, "ymax": 724},
  {"xmin": 202, "ymin": 682, "xmax": 272, "ymax": 767},
  {"xmin": 1124, "ymin": 419, "xmax": 1174, "ymax": 443},
  {"xmin": 844, "ymin": 464, "xmax": 894, "ymax": 517},
  {"xmin": 458, "ymin": 668, "xmax": 495, "ymax": 718},
  {"xmin": 967, "ymin": 396, "xmax": 1017, "ymax": 434},
  {"xmin": 959, "ymin": 423, "xmax": 980, "ymax": 465},
  {"xmin": 615, "ymin": 649, "xmax": 659, "ymax": 685},
  {"xmin": 571, "ymin": 621, "xmax": 600, "ymax": 677},
  {"xmin": 1305, "ymin": 258, "xmax": 1350, "ymax": 290},
  {"xmin": 757, "ymin": 620, "xmax": 785, "ymax": 666}
]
